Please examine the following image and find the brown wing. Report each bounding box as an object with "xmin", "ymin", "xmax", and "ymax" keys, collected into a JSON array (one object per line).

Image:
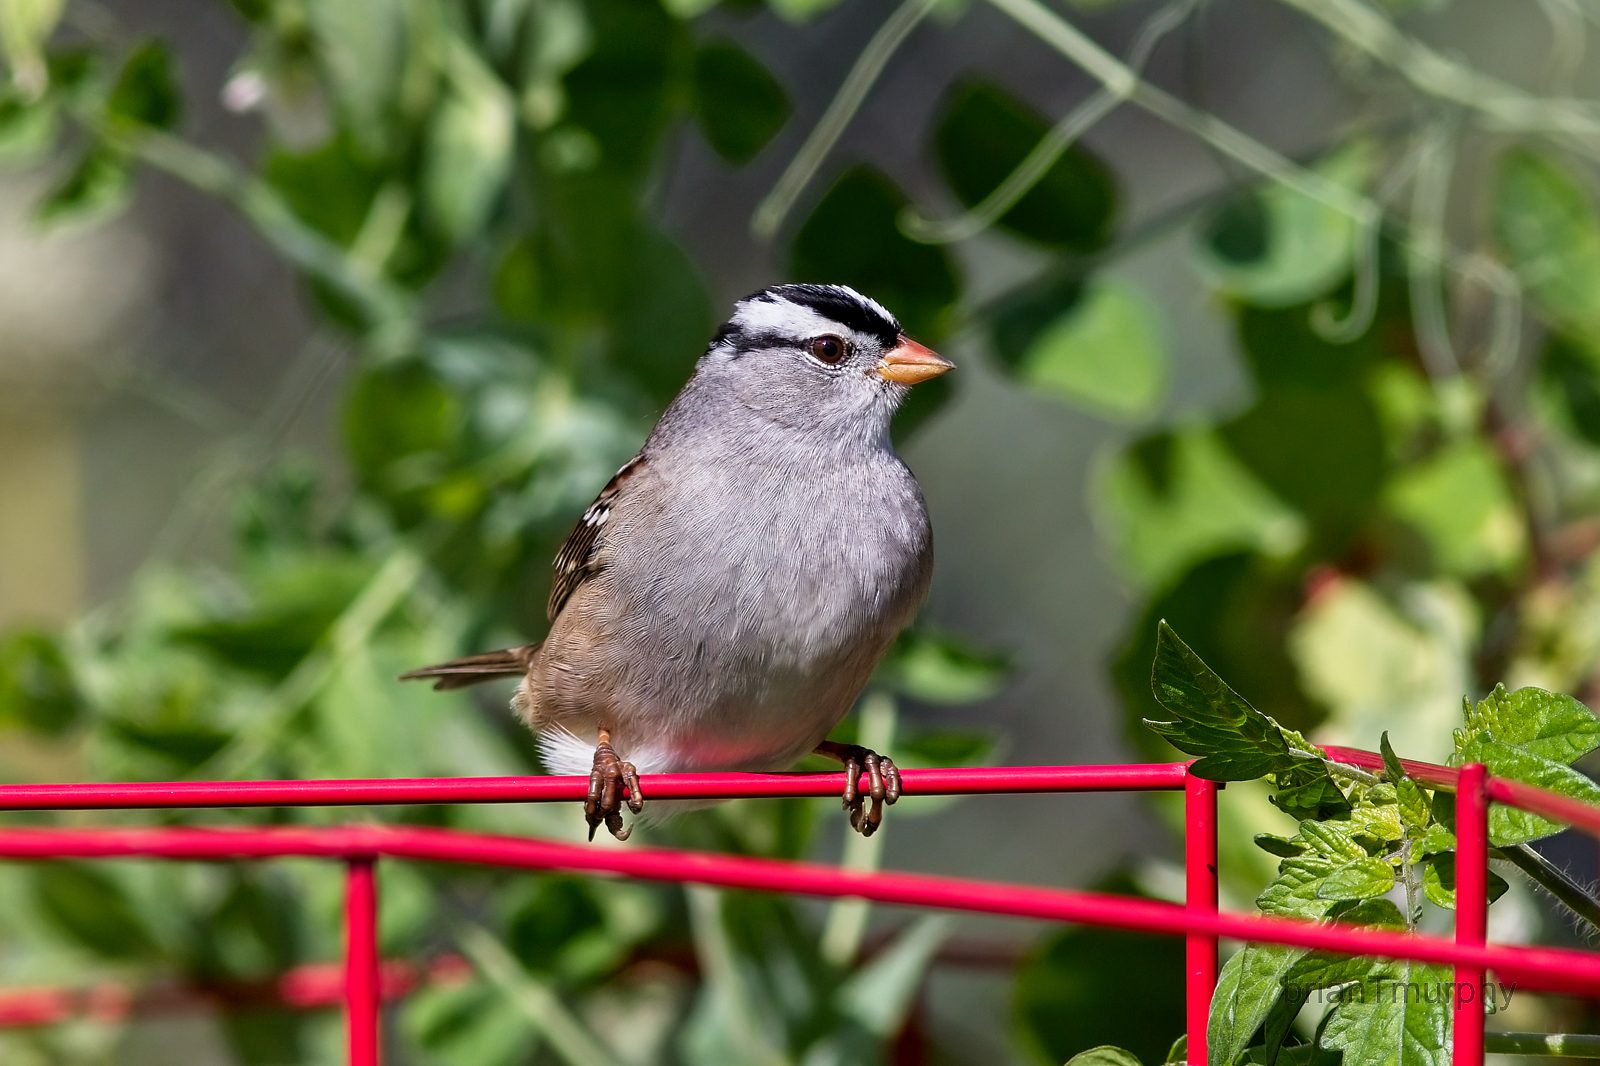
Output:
[{"xmin": 547, "ymin": 455, "xmax": 644, "ymax": 621}]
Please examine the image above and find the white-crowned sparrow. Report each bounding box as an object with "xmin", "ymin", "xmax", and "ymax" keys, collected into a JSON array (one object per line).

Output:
[{"xmin": 401, "ymin": 284, "xmax": 952, "ymax": 839}]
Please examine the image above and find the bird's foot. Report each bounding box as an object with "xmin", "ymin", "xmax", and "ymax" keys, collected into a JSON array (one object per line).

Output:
[
  {"xmin": 585, "ymin": 735, "xmax": 643, "ymax": 841},
  {"xmin": 816, "ymin": 740, "xmax": 901, "ymax": 837}
]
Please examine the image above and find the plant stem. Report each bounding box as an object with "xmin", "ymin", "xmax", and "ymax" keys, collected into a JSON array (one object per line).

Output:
[
  {"xmin": 819, "ymin": 691, "xmax": 898, "ymax": 967},
  {"xmin": 1275, "ymin": 0, "xmax": 1600, "ymax": 145},
  {"xmin": 901, "ymin": 0, "xmax": 1199, "ymax": 244},
  {"xmin": 456, "ymin": 922, "xmax": 615, "ymax": 1066},
  {"xmin": 1497, "ymin": 843, "xmax": 1600, "ymax": 936},
  {"xmin": 1485, "ymin": 1032, "xmax": 1600, "ymax": 1058},
  {"xmin": 750, "ymin": 0, "xmax": 938, "ymax": 240},
  {"xmin": 97, "ymin": 124, "xmax": 416, "ymax": 347},
  {"xmin": 200, "ymin": 544, "xmax": 428, "ymax": 777}
]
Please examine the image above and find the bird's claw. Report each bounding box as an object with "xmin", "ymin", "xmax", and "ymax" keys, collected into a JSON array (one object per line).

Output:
[
  {"xmin": 834, "ymin": 744, "xmax": 900, "ymax": 837},
  {"xmin": 585, "ymin": 740, "xmax": 642, "ymax": 841}
]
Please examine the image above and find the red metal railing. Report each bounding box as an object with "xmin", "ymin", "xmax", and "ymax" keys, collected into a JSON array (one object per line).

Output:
[{"xmin": 0, "ymin": 757, "xmax": 1596, "ymax": 1065}]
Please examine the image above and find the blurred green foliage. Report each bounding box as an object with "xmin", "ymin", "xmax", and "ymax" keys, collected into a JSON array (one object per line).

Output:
[{"xmin": 2, "ymin": 0, "xmax": 1600, "ymax": 1062}]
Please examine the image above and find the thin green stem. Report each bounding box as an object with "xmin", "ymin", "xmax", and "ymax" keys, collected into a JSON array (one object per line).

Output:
[
  {"xmin": 984, "ymin": 0, "xmax": 1379, "ymax": 231},
  {"xmin": 819, "ymin": 691, "xmax": 898, "ymax": 967},
  {"xmin": 98, "ymin": 124, "xmax": 415, "ymax": 346},
  {"xmin": 199, "ymin": 544, "xmax": 428, "ymax": 777},
  {"xmin": 685, "ymin": 886, "xmax": 790, "ymax": 1066},
  {"xmin": 1276, "ymin": 0, "xmax": 1600, "ymax": 146},
  {"xmin": 456, "ymin": 922, "xmax": 615, "ymax": 1066},
  {"xmin": 1406, "ymin": 120, "xmax": 1462, "ymax": 381},
  {"xmin": 980, "ymin": 0, "xmax": 1518, "ymax": 309},
  {"xmin": 751, "ymin": 0, "xmax": 938, "ymax": 241},
  {"xmin": 902, "ymin": 0, "xmax": 1199, "ymax": 244},
  {"xmin": 1485, "ymin": 1032, "xmax": 1600, "ymax": 1058},
  {"xmin": 1318, "ymin": 759, "xmax": 1383, "ymax": 788},
  {"xmin": 1497, "ymin": 843, "xmax": 1600, "ymax": 937}
]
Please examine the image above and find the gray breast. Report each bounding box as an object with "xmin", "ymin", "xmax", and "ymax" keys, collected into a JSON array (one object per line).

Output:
[{"xmin": 584, "ymin": 445, "xmax": 932, "ymax": 760}]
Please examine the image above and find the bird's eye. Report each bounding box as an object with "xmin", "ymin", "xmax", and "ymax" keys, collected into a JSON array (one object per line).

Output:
[{"xmin": 809, "ymin": 334, "xmax": 848, "ymax": 365}]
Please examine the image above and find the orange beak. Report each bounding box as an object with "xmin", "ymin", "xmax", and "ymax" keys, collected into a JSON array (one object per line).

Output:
[{"xmin": 874, "ymin": 337, "xmax": 954, "ymax": 386}]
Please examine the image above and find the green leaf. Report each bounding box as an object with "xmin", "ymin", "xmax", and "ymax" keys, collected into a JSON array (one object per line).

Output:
[
  {"xmin": 767, "ymin": 0, "xmax": 848, "ymax": 18},
  {"xmin": 1145, "ymin": 621, "xmax": 1349, "ymax": 817},
  {"xmin": 876, "ymin": 629, "xmax": 1009, "ymax": 704},
  {"xmin": 933, "ymin": 80, "xmax": 1116, "ymax": 250},
  {"xmin": 422, "ymin": 36, "xmax": 515, "ymax": 244},
  {"xmin": 1068, "ymin": 1049, "xmax": 1145, "ymax": 1066},
  {"xmin": 1317, "ymin": 960, "xmax": 1451, "ymax": 1066},
  {"xmin": 1253, "ymin": 834, "xmax": 1306, "ymax": 858},
  {"xmin": 1219, "ymin": 303, "xmax": 1393, "ymax": 545},
  {"xmin": 1395, "ymin": 779, "xmax": 1430, "ymax": 836},
  {"xmin": 33, "ymin": 145, "xmax": 131, "ymax": 227},
  {"xmin": 0, "ymin": 87, "xmax": 58, "ymax": 162},
  {"xmin": 1297, "ymin": 819, "xmax": 1368, "ymax": 863},
  {"xmin": 690, "ymin": 40, "xmax": 790, "ymax": 164},
  {"xmin": 1315, "ymin": 857, "xmax": 1395, "ymax": 901},
  {"xmin": 342, "ymin": 358, "xmax": 468, "ymax": 513},
  {"xmin": 1493, "ymin": 148, "xmax": 1600, "ymax": 338},
  {"xmin": 169, "ymin": 554, "xmax": 380, "ymax": 678},
  {"xmin": 33, "ymin": 863, "xmax": 163, "ymax": 960},
  {"xmin": 105, "ymin": 41, "xmax": 180, "ymax": 130},
  {"xmin": 304, "ymin": 0, "xmax": 405, "ymax": 153},
  {"xmin": 0, "ymin": 0, "xmax": 65, "ymax": 92},
  {"xmin": 1383, "ymin": 441, "xmax": 1525, "ymax": 577},
  {"xmin": 836, "ymin": 916, "xmax": 949, "ymax": 1036},
  {"xmin": 1461, "ymin": 684, "xmax": 1600, "ymax": 765},
  {"xmin": 1256, "ymin": 856, "xmax": 1344, "ymax": 921},
  {"xmin": 406, "ymin": 981, "xmax": 532, "ymax": 1065},
  {"xmin": 878, "ymin": 727, "xmax": 996, "ymax": 773},
  {"xmin": 1279, "ymin": 949, "xmax": 1377, "ymax": 995},
  {"xmin": 0, "ymin": 628, "xmax": 82, "ymax": 736},
  {"xmin": 1379, "ymin": 732, "xmax": 1404, "ymax": 781},
  {"xmin": 1420, "ymin": 823, "xmax": 1455, "ymax": 855},
  {"xmin": 788, "ymin": 166, "xmax": 960, "ymax": 339},
  {"xmin": 1208, "ymin": 944, "xmax": 1305, "ymax": 1066},
  {"xmin": 263, "ymin": 132, "xmax": 388, "ymax": 249},
  {"xmin": 1146, "ymin": 622, "xmax": 1285, "ymax": 778},
  {"xmin": 1092, "ymin": 429, "xmax": 1304, "ymax": 590},
  {"xmin": 1015, "ymin": 925, "xmax": 1185, "ymax": 1066},
  {"xmin": 1287, "ymin": 579, "xmax": 1475, "ymax": 762},
  {"xmin": 1455, "ymin": 735, "xmax": 1600, "ymax": 845},
  {"xmin": 1012, "ymin": 281, "xmax": 1167, "ymax": 419},
  {"xmin": 559, "ymin": 0, "xmax": 686, "ymax": 183},
  {"xmin": 1196, "ymin": 141, "xmax": 1375, "ymax": 306},
  {"xmin": 1421, "ymin": 854, "xmax": 1509, "ymax": 910}
]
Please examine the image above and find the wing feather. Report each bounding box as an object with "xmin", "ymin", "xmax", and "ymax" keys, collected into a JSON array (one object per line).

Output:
[{"xmin": 547, "ymin": 455, "xmax": 644, "ymax": 620}]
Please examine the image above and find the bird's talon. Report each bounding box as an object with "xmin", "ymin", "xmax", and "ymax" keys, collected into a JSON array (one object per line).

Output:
[
  {"xmin": 586, "ymin": 739, "xmax": 642, "ymax": 841},
  {"xmin": 817, "ymin": 742, "xmax": 900, "ymax": 837}
]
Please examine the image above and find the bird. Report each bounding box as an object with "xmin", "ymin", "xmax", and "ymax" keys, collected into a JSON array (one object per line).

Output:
[{"xmin": 400, "ymin": 283, "xmax": 952, "ymax": 840}]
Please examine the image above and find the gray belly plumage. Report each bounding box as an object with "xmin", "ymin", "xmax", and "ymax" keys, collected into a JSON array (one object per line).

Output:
[{"xmin": 525, "ymin": 452, "xmax": 931, "ymax": 774}]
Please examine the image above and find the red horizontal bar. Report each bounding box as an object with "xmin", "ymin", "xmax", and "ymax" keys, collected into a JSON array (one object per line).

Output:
[
  {"xmin": 1320, "ymin": 745, "xmax": 1460, "ymax": 789},
  {"xmin": 0, "ymin": 824, "xmax": 1597, "ymax": 995},
  {"xmin": 0, "ymin": 956, "xmax": 472, "ymax": 1028},
  {"xmin": 0, "ymin": 763, "xmax": 1191, "ymax": 812},
  {"xmin": 1487, "ymin": 777, "xmax": 1600, "ymax": 837}
]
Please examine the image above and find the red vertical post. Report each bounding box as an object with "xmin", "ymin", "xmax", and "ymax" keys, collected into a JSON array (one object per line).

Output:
[
  {"xmin": 1454, "ymin": 763, "xmax": 1488, "ymax": 1066},
  {"xmin": 1184, "ymin": 769, "xmax": 1219, "ymax": 1066},
  {"xmin": 345, "ymin": 858, "xmax": 380, "ymax": 1066}
]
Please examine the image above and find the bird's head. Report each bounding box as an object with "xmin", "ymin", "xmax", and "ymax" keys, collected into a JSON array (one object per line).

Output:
[{"xmin": 686, "ymin": 283, "xmax": 953, "ymax": 446}]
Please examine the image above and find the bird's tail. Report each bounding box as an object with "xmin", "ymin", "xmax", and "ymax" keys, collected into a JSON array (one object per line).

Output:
[{"xmin": 398, "ymin": 644, "xmax": 539, "ymax": 691}]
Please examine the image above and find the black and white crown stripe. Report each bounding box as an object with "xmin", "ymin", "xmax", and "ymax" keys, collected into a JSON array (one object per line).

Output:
[{"xmin": 716, "ymin": 284, "xmax": 902, "ymax": 354}]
